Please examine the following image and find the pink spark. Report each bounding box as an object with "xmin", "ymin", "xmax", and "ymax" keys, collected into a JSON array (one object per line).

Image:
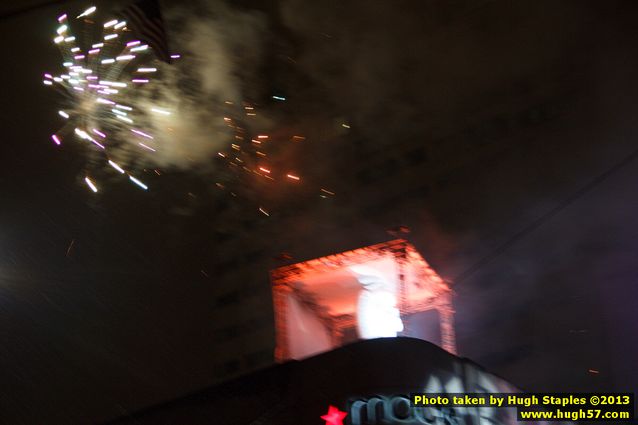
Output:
[
  {"xmin": 139, "ymin": 143, "xmax": 156, "ymax": 152},
  {"xmin": 131, "ymin": 129, "xmax": 153, "ymax": 139}
]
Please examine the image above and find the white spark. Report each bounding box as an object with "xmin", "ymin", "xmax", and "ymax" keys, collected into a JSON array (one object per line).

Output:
[
  {"xmin": 85, "ymin": 177, "xmax": 98, "ymax": 192},
  {"xmin": 129, "ymin": 176, "xmax": 148, "ymax": 190},
  {"xmin": 108, "ymin": 160, "xmax": 125, "ymax": 174},
  {"xmin": 77, "ymin": 6, "xmax": 96, "ymax": 18}
]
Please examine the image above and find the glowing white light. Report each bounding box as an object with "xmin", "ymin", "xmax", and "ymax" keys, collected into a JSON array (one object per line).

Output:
[
  {"xmin": 115, "ymin": 104, "xmax": 132, "ymax": 111},
  {"xmin": 101, "ymin": 58, "xmax": 115, "ymax": 64},
  {"xmin": 111, "ymin": 109, "xmax": 127, "ymax": 117},
  {"xmin": 64, "ymin": 36, "xmax": 75, "ymax": 42},
  {"xmin": 129, "ymin": 176, "xmax": 148, "ymax": 190},
  {"xmin": 77, "ymin": 6, "xmax": 96, "ymax": 18},
  {"xmin": 99, "ymin": 81, "xmax": 126, "ymax": 88},
  {"xmin": 92, "ymin": 43, "xmax": 104, "ymax": 48},
  {"xmin": 170, "ymin": 54, "xmax": 181, "ymax": 59},
  {"xmin": 63, "ymin": 62, "xmax": 73, "ymax": 67},
  {"xmin": 108, "ymin": 160, "xmax": 125, "ymax": 174},
  {"xmin": 92, "ymin": 129, "xmax": 106, "ymax": 138},
  {"xmin": 57, "ymin": 14, "xmax": 67, "ymax": 23},
  {"xmin": 131, "ymin": 79, "xmax": 149, "ymax": 84},
  {"xmin": 54, "ymin": 36, "xmax": 64, "ymax": 43},
  {"xmin": 116, "ymin": 55, "xmax": 135, "ymax": 61},
  {"xmin": 130, "ymin": 45, "xmax": 148, "ymax": 52},
  {"xmin": 51, "ymin": 135, "xmax": 61, "ymax": 145},
  {"xmin": 56, "ymin": 25, "xmax": 67, "ymax": 34},
  {"xmin": 126, "ymin": 40, "xmax": 141, "ymax": 47},
  {"xmin": 151, "ymin": 108, "xmax": 170, "ymax": 115},
  {"xmin": 58, "ymin": 111, "xmax": 69, "ymax": 119},
  {"xmin": 104, "ymin": 34, "xmax": 118, "ymax": 40},
  {"xmin": 96, "ymin": 98, "xmax": 115, "ymax": 105},
  {"xmin": 136, "ymin": 67, "xmax": 156, "ymax": 73},
  {"xmin": 350, "ymin": 265, "xmax": 404, "ymax": 339},
  {"xmin": 114, "ymin": 21, "xmax": 126, "ymax": 29},
  {"xmin": 53, "ymin": 77, "xmax": 63, "ymax": 82},
  {"xmin": 88, "ymin": 48, "xmax": 100, "ymax": 55},
  {"xmin": 85, "ymin": 177, "xmax": 98, "ymax": 192},
  {"xmin": 104, "ymin": 20, "xmax": 118, "ymax": 28},
  {"xmin": 43, "ymin": 80, "xmax": 53, "ymax": 85}
]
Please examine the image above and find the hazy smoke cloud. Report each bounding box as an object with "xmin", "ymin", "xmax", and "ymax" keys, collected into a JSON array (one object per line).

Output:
[{"xmin": 108, "ymin": 0, "xmax": 268, "ymax": 170}]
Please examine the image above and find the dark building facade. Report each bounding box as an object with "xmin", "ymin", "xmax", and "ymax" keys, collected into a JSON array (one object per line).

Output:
[{"xmin": 107, "ymin": 338, "xmax": 558, "ymax": 425}]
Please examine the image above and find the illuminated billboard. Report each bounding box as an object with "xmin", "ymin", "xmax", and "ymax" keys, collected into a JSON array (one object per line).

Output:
[{"xmin": 271, "ymin": 239, "xmax": 456, "ymax": 362}]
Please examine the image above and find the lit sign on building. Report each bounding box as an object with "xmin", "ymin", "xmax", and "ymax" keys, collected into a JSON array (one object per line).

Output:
[{"xmin": 345, "ymin": 362, "xmax": 531, "ymax": 425}]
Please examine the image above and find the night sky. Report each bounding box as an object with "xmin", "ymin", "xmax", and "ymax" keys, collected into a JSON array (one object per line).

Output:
[{"xmin": 2, "ymin": 0, "xmax": 638, "ymax": 423}]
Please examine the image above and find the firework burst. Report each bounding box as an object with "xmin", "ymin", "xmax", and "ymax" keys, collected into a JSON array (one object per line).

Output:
[
  {"xmin": 45, "ymin": 6, "xmax": 180, "ymax": 193},
  {"xmin": 44, "ymin": 5, "xmax": 334, "ymax": 218}
]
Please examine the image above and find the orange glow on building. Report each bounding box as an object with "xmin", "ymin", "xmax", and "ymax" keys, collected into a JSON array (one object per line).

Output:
[{"xmin": 270, "ymin": 239, "xmax": 456, "ymax": 362}]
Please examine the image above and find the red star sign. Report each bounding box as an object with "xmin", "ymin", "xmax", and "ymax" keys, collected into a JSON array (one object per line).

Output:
[{"xmin": 321, "ymin": 405, "xmax": 347, "ymax": 425}]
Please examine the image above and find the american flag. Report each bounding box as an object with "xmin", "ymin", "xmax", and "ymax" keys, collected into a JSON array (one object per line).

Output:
[{"xmin": 120, "ymin": 0, "xmax": 172, "ymax": 63}]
